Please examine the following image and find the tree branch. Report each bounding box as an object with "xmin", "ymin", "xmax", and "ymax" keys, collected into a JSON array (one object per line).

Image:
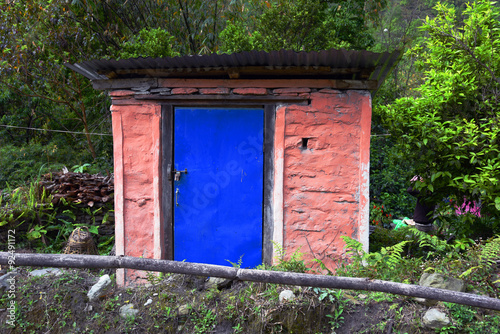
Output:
[{"xmin": 2, "ymin": 252, "xmax": 500, "ymax": 311}]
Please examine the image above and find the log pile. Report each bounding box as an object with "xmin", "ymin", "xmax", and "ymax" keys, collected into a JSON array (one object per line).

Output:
[{"xmin": 40, "ymin": 172, "xmax": 114, "ymax": 206}]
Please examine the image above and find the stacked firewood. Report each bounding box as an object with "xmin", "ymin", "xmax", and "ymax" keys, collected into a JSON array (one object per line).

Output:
[{"xmin": 40, "ymin": 171, "xmax": 114, "ymax": 206}]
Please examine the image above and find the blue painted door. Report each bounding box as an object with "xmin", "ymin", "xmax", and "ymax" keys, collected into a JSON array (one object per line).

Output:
[{"xmin": 173, "ymin": 108, "xmax": 263, "ymax": 268}]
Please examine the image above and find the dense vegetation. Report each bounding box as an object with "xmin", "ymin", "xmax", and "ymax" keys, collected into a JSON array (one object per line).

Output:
[
  {"xmin": 1, "ymin": 0, "xmax": 499, "ymax": 251},
  {"xmin": 1, "ymin": 1, "xmax": 500, "ymax": 332},
  {"xmin": 1, "ymin": 0, "xmax": 499, "ymax": 245}
]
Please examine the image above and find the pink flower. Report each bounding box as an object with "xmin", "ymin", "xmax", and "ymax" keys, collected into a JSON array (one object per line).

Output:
[{"xmin": 455, "ymin": 197, "xmax": 481, "ymax": 217}]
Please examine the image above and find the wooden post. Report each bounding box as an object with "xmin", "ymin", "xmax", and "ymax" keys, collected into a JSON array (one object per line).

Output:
[{"xmin": 1, "ymin": 252, "xmax": 499, "ymax": 311}]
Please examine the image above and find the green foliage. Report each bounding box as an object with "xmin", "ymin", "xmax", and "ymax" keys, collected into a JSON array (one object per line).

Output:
[
  {"xmin": 341, "ymin": 234, "xmax": 411, "ymax": 277},
  {"xmin": 191, "ymin": 307, "xmax": 217, "ymax": 334},
  {"xmin": 0, "ymin": 144, "xmax": 111, "ymax": 189},
  {"xmin": 460, "ymin": 235, "xmax": 500, "ymax": 279},
  {"xmin": 219, "ymin": 0, "xmax": 380, "ymax": 53},
  {"xmin": 323, "ymin": 290, "xmax": 346, "ymax": 330},
  {"xmin": 0, "ymin": 0, "xmax": 246, "ymax": 182},
  {"xmin": 0, "ymin": 179, "xmax": 112, "ymax": 254},
  {"xmin": 440, "ymin": 302, "xmax": 500, "ymax": 334},
  {"xmin": 370, "ymin": 203, "xmax": 393, "ymax": 228},
  {"xmin": 218, "ymin": 21, "xmax": 264, "ymax": 53},
  {"xmin": 369, "ymin": 135, "xmax": 416, "ymax": 218},
  {"xmin": 369, "ymin": 226, "xmax": 412, "ymax": 253},
  {"xmin": 118, "ymin": 28, "xmax": 180, "ymax": 59},
  {"xmin": 439, "ymin": 211, "xmax": 500, "ymax": 240},
  {"xmin": 0, "ymin": 0, "xmax": 114, "ymax": 160},
  {"xmin": 0, "ymin": 181, "xmax": 53, "ymax": 228},
  {"xmin": 339, "ymin": 224, "xmax": 499, "ymax": 298},
  {"xmin": 369, "ymin": 0, "xmax": 439, "ymax": 105},
  {"xmin": 272, "ymin": 242, "xmax": 311, "ymax": 273},
  {"xmin": 368, "ymin": 240, "xmax": 411, "ymax": 270},
  {"xmin": 380, "ymin": 1, "xmax": 500, "ymax": 216},
  {"xmin": 339, "ymin": 226, "xmax": 473, "ymax": 281},
  {"xmin": 478, "ymin": 235, "xmax": 500, "ymax": 267}
]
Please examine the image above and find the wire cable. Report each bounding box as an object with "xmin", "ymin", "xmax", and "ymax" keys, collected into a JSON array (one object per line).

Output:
[{"xmin": 0, "ymin": 124, "xmax": 112, "ymax": 136}]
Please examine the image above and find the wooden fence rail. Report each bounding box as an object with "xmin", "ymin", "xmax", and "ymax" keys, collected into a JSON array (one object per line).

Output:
[{"xmin": 1, "ymin": 252, "xmax": 500, "ymax": 311}]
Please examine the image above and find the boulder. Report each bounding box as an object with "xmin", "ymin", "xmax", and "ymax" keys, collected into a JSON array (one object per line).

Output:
[
  {"xmin": 204, "ymin": 277, "xmax": 233, "ymax": 290},
  {"xmin": 178, "ymin": 304, "xmax": 190, "ymax": 316},
  {"xmin": 279, "ymin": 290, "xmax": 296, "ymax": 303},
  {"xmin": 419, "ymin": 273, "xmax": 465, "ymax": 292},
  {"xmin": 87, "ymin": 274, "xmax": 112, "ymax": 301},
  {"xmin": 422, "ymin": 308, "xmax": 450, "ymax": 329},
  {"xmin": 120, "ymin": 304, "xmax": 139, "ymax": 319},
  {"xmin": 29, "ymin": 268, "xmax": 63, "ymax": 277},
  {"xmin": 416, "ymin": 273, "xmax": 465, "ymax": 305},
  {"xmin": 0, "ymin": 271, "xmax": 18, "ymax": 291}
]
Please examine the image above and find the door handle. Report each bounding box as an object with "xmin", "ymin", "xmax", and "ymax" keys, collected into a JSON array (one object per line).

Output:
[{"xmin": 175, "ymin": 188, "xmax": 180, "ymax": 206}]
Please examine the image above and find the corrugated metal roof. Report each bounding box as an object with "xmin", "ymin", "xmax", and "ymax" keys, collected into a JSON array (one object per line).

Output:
[{"xmin": 65, "ymin": 49, "xmax": 400, "ymax": 89}]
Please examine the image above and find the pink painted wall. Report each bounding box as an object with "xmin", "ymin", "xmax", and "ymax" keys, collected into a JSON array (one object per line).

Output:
[
  {"xmin": 110, "ymin": 96, "xmax": 163, "ymax": 286},
  {"xmin": 107, "ymin": 82, "xmax": 371, "ymax": 285},
  {"xmin": 281, "ymin": 90, "xmax": 371, "ymax": 271}
]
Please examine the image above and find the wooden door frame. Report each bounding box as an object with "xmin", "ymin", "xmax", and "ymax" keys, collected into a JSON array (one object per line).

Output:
[{"xmin": 161, "ymin": 103, "xmax": 275, "ymax": 265}]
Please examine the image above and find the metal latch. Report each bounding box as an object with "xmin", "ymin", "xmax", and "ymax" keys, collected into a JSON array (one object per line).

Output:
[{"xmin": 167, "ymin": 164, "xmax": 188, "ymax": 181}]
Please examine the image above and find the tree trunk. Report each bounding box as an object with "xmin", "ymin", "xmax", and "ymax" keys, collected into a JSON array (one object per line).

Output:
[{"xmin": 1, "ymin": 252, "xmax": 499, "ymax": 311}]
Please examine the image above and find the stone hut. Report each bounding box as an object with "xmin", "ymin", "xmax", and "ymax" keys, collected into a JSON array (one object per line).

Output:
[{"xmin": 67, "ymin": 49, "xmax": 399, "ymax": 286}]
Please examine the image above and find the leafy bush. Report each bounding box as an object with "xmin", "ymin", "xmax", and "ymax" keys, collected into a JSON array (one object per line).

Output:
[
  {"xmin": 118, "ymin": 28, "xmax": 180, "ymax": 59},
  {"xmin": 218, "ymin": 0, "xmax": 375, "ymax": 53},
  {"xmin": 370, "ymin": 204, "xmax": 393, "ymax": 228},
  {"xmin": 370, "ymin": 134, "xmax": 416, "ymax": 218},
  {"xmin": 0, "ymin": 179, "xmax": 113, "ymax": 254},
  {"xmin": 439, "ymin": 213, "xmax": 500, "ymax": 240},
  {"xmin": 340, "ymin": 226, "xmax": 500, "ymax": 298},
  {"xmin": 380, "ymin": 1, "xmax": 500, "ymax": 215},
  {"xmin": 0, "ymin": 143, "xmax": 112, "ymax": 189},
  {"xmin": 369, "ymin": 226, "xmax": 411, "ymax": 253},
  {"xmin": 0, "ymin": 144, "xmax": 65, "ymax": 188}
]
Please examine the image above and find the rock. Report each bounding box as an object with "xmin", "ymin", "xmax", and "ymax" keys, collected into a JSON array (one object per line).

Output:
[
  {"xmin": 419, "ymin": 273, "xmax": 465, "ymax": 292},
  {"xmin": 29, "ymin": 268, "xmax": 63, "ymax": 277},
  {"xmin": 87, "ymin": 274, "xmax": 112, "ymax": 301},
  {"xmin": 0, "ymin": 271, "xmax": 18, "ymax": 291},
  {"xmin": 279, "ymin": 290, "xmax": 296, "ymax": 303},
  {"xmin": 416, "ymin": 273, "xmax": 465, "ymax": 305},
  {"xmin": 120, "ymin": 304, "xmax": 139, "ymax": 319},
  {"xmin": 178, "ymin": 304, "xmax": 190, "ymax": 316},
  {"xmin": 422, "ymin": 308, "xmax": 450, "ymax": 329},
  {"xmin": 84, "ymin": 304, "xmax": 93, "ymax": 312},
  {"xmin": 204, "ymin": 277, "xmax": 233, "ymax": 290},
  {"xmin": 131, "ymin": 85, "xmax": 150, "ymax": 92},
  {"xmin": 144, "ymin": 298, "xmax": 153, "ymax": 306}
]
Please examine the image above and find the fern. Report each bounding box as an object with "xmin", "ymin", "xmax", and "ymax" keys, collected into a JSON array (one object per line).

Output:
[
  {"xmin": 384, "ymin": 241, "xmax": 411, "ymax": 269},
  {"xmin": 340, "ymin": 235, "xmax": 364, "ymax": 256},
  {"xmin": 460, "ymin": 235, "xmax": 500, "ymax": 279},
  {"xmin": 341, "ymin": 235, "xmax": 409, "ymax": 270},
  {"xmin": 367, "ymin": 241, "xmax": 410, "ymax": 270},
  {"xmin": 410, "ymin": 228, "xmax": 448, "ymax": 251},
  {"xmin": 479, "ymin": 235, "xmax": 500, "ymax": 267}
]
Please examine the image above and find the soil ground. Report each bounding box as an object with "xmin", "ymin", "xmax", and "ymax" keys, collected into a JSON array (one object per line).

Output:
[{"xmin": 0, "ymin": 266, "xmax": 462, "ymax": 334}]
